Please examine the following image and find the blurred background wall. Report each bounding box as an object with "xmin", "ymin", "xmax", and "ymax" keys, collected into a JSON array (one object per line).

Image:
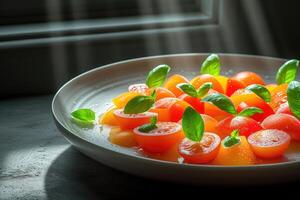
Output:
[{"xmin": 0, "ymin": 0, "xmax": 299, "ymax": 98}]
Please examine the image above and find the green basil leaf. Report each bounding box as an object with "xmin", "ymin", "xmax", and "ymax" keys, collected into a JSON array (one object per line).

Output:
[
  {"xmin": 138, "ymin": 116, "xmax": 158, "ymax": 132},
  {"xmin": 124, "ymin": 95, "xmax": 155, "ymax": 114},
  {"xmin": 223, "ymin": 130, "xmax": 240, "ymax": 148},
  {"xmin": 146, "ymin": 64, "xmax": 171, "ymax": 88},
  {"xmin": 287, "ymin": 81, "xmax": 300, "ymax": 119},
  {"xmin": 197, "ymin": 82, "xmax": 213, "ymax": 98},
  {"xmin": 238, "ymin": 107, "xmax": 263, "ymax": 117},
  {"xmin": 138, "ymin": 124, "xmax": 157, "ymax": 133},
  {"xmin": 182, "ymin": 107, "xmax": 204, "ymax": 142},
  {"xmin": 200, "ymin": 54, "xmax": 221, "ymax": 76},
  {"xmin": 245, "ymin": 84, "xmax": 271, "ymax": 102},
  {"xmin": 71, "ymin": 109, "xmax": 95, "ymax": 124},
  {"xmin": 177, "ymin": 83, "xmax": 198, "ymax": 98},
  {"xmin": 276, "ymin": 59, "xmax": 299, "ymax": 85},
  {"xmin": 201, "ymin": 93, "xmax": 237, "ymax": 114}
]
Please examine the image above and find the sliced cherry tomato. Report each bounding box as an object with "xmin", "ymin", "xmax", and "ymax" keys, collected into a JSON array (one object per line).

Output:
[
  {"xmin": 276, "ymin": 102, "xmax": 293, "ymax": 115},
  {"xmin": 112, "ymin": 92, "xmax": 139, "ymax": 108},
  {"xmin": 261, "ymin": 114, "xmax": 300, "ymax": 141},
  {"xmin": 109, "ymin": 127, "xmax": 137, "ymax": 147},
  {"xmin": 232, "ymin": 71, "xmax": 265, "ymax": 86},
  {"xmin": 163, "ymin": 74, "xmax": 189, "ymax": 97},
  {"xmin": 113, "ymin": 109, "xmax": 157, "ymax": 130},
  {"xmin": 147, "ymin": 87, "xmax": 175, "ymax": 101},
  {"xmin": 150, "ymin": 97, "xmax": 189, "ymax": 122},
  {"xmin": 178, "ymin": 94, "xmax": 204, "ymax": 113},
  {"xmin": 128, "ymin": 83, "xmax": 148, "ymax": 94},
  {"xmin": 231, "ymin": 89, "xmax": 274, "ymax": 122},
  {"xmin": 226, "ymin": 78, "xmax": 245, "ymax": 96},
  {"xmin": 133, "ymin": 122, "xmax": 183, "ymax": 153},
  {"xmin": 215, "ymin": 75, "xmax": 228, "ymax": 92},
  {"xmin": 99, "ymin": 107, "xmax": 118, "ymax": 126},
  {"xmin": 190, "ymin": 74, "xmax": 224, "ymax": 93},
  {"xmin": 212, "ymin": 136, "xmax": 256, "ymax": 166},
  {"xmin": 269, "ymin": 83, "xmax": 288, "ymax": 111},
  {"xmin": 248, "ymin": 129, "xmax": 290, "ymax": 159},
  {"xmin": 178, "ymin": 132, "xmax": 221, "ymax": 164},
  {"xmin": 216, "ymin": 116, "xmax": 262, "ymax": 139}
]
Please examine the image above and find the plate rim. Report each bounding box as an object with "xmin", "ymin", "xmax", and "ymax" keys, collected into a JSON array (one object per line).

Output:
[{"xmin": 52, "ymin": 53, "xmax": 300, "ymax": 170}]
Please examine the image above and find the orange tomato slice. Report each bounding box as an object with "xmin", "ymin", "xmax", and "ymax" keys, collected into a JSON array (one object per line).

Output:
[
  {"xmin": 248, "ymin": 129, "xmax": 290, "ymax": 159},
  {"xmin": 133, "ymin": 122, "xmax": 183, "ymax": 153},
  {"xmin": 109, "ymin": 127, "xmax": 137, "ymax": 147},
  {"xmin": 212, "ymin": 136, "xmax": 256, "ymax": 166},
  {"xmin": 163, "ymin": 74, "xmax": 189, "ymax": 97},
  {"xmin": 99, "ymin": 107, "xmax": 118, "ymax": 126},
  {"xmin": 269, "ymin": 83, "xmax": 288, "ymax": 111},
  {"xmin": 190, "ymin": 74, "xmax": 224, "ymax": 94}
]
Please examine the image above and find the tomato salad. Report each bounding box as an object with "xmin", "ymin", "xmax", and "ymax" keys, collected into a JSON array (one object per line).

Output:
[{"xmin": 71, "ymin": 54, "xmax": 300, "ymax": 166}]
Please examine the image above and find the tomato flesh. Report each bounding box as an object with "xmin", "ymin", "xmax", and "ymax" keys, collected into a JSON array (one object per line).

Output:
[
  {"xmin": 128, "ymin": 83, "xmax": 148, "ymax": 94},
  {"xmin": 178, "ymin": 132, "xmax": 221, "ymax": 164},
  {"xmin": 261, "ymin": 114, "xmax": 300, "ymax": 141},
  {"xmin": 276, "ymin": 102, "xmax": 293, "ymax": 116},
  {"xmin": 133, "ymin": 122, "xmax": 183, "ymax": 153},
  {"xmin": 269, "ymin": 84, "xmax": 288, "ymax": 111},
  {"xmin": 99, "ymin": 107, "xmax": 118, "ymax": 126},
  {"xmin": 112, "ymin": 92, "xmax": 139, "ymax": 108},
  {"xmin": 113, "ymin": 109, "xmax": 157, "ymax": 130},
  {"xmin": 248, "ymin": 129, "xmax": 290, "ymax": 159},
  {"xmin": 147, "ymin": 87, "xmax": 175, "ymax": 101},
  {"xmin": 226, "ymin": 78, "xmax": 245, "ymax": 96}
]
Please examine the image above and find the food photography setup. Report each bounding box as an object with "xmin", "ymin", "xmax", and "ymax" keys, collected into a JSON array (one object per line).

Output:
[{"xmin": 1, "ymin": 0, "xmax": 300, "ymax": 199}]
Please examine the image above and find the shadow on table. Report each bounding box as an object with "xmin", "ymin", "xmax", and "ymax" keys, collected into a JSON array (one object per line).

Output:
[{"xmin": 45, "ymin": 147, "xmax": 296, "ymax": 200}]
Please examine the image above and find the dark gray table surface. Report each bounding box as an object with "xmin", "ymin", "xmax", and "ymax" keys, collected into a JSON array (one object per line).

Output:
[{"xmin": 0, "ymin": 95, "xmax": 299, "ymax": 200}]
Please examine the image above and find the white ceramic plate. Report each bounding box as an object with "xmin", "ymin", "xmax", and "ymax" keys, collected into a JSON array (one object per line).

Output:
[{"xmin": 52, "ymin": 53, "xmax": 300, "ymax": 185}]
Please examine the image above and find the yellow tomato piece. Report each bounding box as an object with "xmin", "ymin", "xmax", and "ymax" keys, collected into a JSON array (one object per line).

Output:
[
  {"xmin": 109, "ymin": 127, "xmax": 137, "ymax": 147},
  {"xmin": 215, "ymin": 75, "xmax": 228, "ymax": 93},
  {"xmin": 112, "ymin": 92, "xmax": 139, "ymax": 108},
  {"xmin": 99, "ymin": 107, "xmax": 118, "ymax": 126}
]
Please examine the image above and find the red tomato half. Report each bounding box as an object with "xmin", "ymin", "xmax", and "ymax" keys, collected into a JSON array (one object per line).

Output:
[
  {"xmin": 261, "ymin": 114, "xmax": 300, "ymax": 141},
  {"xmin": 113, "ymin": 109, "xmax": 157, "ymax": 130},
  {"xmin": 276, "ymin": 102, "xmax": 293, "ymax": 116},
  {"xmin": 179, "ymin": 94, "xmax": 204, "ymax": 113},
  {"xmin": 226, "ymin": 78, "xmax": 245, "ymax": 96},
  {"xmin": 178, "ymin": 132, "xmax": 221, "ymax": 164},
  {"xmin": 232, "ymin": 71, "xmax": 265, "ymax": 86},
  {"xmin": 133, "ymin": 122, "xmax": 183, "ymax": 153},
  {"xmin": 248, "ymin": 129, "xmax": 291, "ymax": 159},
  {"xmin": 216, "ymin": 116, "xmax": 262, "ymax": 139}
]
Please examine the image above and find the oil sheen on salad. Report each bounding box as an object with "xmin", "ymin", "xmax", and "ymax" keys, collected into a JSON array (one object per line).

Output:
[{"xmin": 71, "ymin": 54, "xmax": 300, "ymax": 166}]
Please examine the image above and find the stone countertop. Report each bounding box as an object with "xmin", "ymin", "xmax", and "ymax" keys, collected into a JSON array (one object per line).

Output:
[{"xmin": 0, "ymin": 95, "xmax": 298, "ymax": 199}]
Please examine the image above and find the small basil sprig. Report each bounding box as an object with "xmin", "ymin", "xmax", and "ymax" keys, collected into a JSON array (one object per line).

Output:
[
  {"xmin": 138, "ymin": 116, "xmax": 158, "ymax": 132},
  {"xmin": 182, "ymin": 107, "xmax": 204, "ymax": 142},
  {"xmin": 200, "ymin": 54, "xmax": 221, "ymax": 76},
  {"xmin": 276, "ymin": 59, "xmax": 299, "ymax": 85},
  {"xmin": 238, "ymin": 107, "xmax": 263, "ymax": 117},
  {"xmin": 245, "ymin": 84, "xmax": 271, "ymax": 102},
  {"xmin": 223, "ymin": 130, "xmax": 240, "ymax": 147},
  {"xmin": 287, "ymin": 81, "xmax": 300, "ymax": 119},
  {"xmin": 124, "ymin": 95, "xmax": 155, "ymax": 114},
  {"xmin": 201, "ymin": 92, "xmax": 237, "ymax": 114},
  {"xmin": 146, "ymin": 64, "xmax": 171, "ymax": 88},
  {"xmin": 71, "ymin": 108, "xmax": 95, "ymax": 125},
  {"xmin": 177, "ymin": 82, "xmax": 212, "ymax": 98}
]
